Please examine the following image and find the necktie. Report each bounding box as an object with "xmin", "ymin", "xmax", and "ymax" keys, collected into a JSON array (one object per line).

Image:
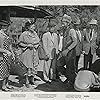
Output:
[{"xmin": 90, "ymin": 30, "xmax": 92, "ymax": 39}]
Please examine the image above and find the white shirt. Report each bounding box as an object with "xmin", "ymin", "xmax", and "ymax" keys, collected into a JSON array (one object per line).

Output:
[
  {"xmin": 90, "ymin": 29, "xmax": 94, "ymax": 41},
  {"xmin": 76, "ymin": 30, "xmax": 81, "ymax": 42},
  {"xmin": 58, "ymin": 35, "xmax": 63, "ymax": 51}
]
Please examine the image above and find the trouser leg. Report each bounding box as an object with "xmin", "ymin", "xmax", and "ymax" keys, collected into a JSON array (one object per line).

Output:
[
  {"xmin": 75, "ymin": 55, "xmax": 80, "ymax": 72},
  {"xmin": 65, "ymin": 56, "xmax": 76, "ymax": 84},
  {"xmin": 84, "ymin": 54, "xmax": 89, "ymax": 69},
  {"xmin": 43, "ymin": 60, "xmax": 51, "ymax": 81},
  {"xmin": 50, "ymin": 57, "xmax": 57, "ymax": 80},
  {"xmin": 88, "ymin": 50, "xmax": 93, "ymax": 70},
  {"xmin": 84, "ymin": 48, "xmax": 93, "ymax": 70},
  {"xmin": 56, "ymin": 56, "xmax": 66, "ymax": 76}
]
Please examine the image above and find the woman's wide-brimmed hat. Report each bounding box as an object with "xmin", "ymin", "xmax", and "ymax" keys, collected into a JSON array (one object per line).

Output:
[
  {"xmin": 62, "ymin": 14, "xmax": 72, "ymax": 23},
  {"xmin": 89, "ymin": 19, "xmax": 98, "ymax": 25}
]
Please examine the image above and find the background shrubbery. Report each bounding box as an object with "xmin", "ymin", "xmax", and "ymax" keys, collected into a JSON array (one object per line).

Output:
[{"xmin": 9, "ymin": 6, "xmax": 100, "ymax": 39}]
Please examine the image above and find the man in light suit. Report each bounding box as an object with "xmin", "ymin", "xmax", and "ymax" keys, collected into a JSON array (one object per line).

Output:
[
  {"xmin": 74, "ymin": 20, "xmax": 84, "ymax": 72},
  {"xmin": 83, "ymin": 19, "xmax": 98, "ymax": 70},
  {"xmin": 42, "ymin": 22, "xmax": 59, "ymax": 82}
]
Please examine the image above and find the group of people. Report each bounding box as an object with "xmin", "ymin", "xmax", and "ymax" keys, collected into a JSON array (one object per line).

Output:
[
  {"xmin": 39, "ymin": 14, "xmax": 100, "ymax": 92},
  {"xmin": 57, "ymin": 14, "xmax": 100, "ymax": 92},
  {"xmin": 0, "ymin": 13, "xmax": 100, "ymax": 92}
]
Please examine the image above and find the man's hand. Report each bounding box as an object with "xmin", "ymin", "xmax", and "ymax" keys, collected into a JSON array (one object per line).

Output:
[{"xmin": 62, "ymin": 49, "xmax": 69, "ymax": 56}]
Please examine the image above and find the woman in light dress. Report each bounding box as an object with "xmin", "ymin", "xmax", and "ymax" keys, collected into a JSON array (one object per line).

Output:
[{"xmin": 19, "ymin": 21, "xmax": 40, "ymax": 88}]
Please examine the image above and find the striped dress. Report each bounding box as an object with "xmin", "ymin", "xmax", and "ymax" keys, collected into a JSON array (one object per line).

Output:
[
  {"xmin": 19, "ymin": 31, "xmax": 40, "ymax": 76},
  {"xmin": 0, "ymin": 31, "xmax": 12, "ymax": 80}
]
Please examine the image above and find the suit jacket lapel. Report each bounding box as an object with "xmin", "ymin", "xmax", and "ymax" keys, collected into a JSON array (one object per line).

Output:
[
  {"xmin": 86, "ymin": 30, "xmax": 90, "ymax": 42},
  {"xmin": 78, "ymin": 30, "xmax": 82, "ymax": 42},
  {"xmin": 90, "ymin": 29, "xmax": 95, "ymax": 41}
]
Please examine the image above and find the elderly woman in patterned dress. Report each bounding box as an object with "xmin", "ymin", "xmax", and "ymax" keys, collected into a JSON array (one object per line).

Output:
[
  {"xmin": 19, "ymin": 21, "xmax": 40, "ymax": 88},
  {"xmin": 0, "ymin": 20, "xmax": 14, "ymax": 91}
]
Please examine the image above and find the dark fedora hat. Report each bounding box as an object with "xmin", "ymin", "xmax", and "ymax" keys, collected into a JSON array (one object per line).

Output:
[{"xmin": 0, "ymin": 20, "xmax": 11, "ymax": 26}]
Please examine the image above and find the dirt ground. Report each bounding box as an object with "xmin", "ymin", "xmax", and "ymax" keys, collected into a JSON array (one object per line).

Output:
[{"xmin": 0, "ymin": 53, "xmax": 99, "ymax": 92}]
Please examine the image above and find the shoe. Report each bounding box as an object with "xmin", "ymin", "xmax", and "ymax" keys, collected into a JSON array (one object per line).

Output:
[
  {"xmin": 6, "ymin": 85, "xmax": 14, "ymax": 89},
  {"xmin": 2, "ymin": 88, "xmax": 10, "ymax": 92}
]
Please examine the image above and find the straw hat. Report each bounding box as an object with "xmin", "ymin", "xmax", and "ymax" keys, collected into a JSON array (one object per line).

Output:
[
  {"xmin": 62, "ymin": 14, "xmax": 72, "ymax": 23},
  {"xmin": 89, "ymin": 19, "xmax": 98, "ymax": 25}
]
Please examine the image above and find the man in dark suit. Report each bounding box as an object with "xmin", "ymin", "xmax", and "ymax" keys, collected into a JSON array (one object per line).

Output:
[
  {"xmin": 73, "ymin": 20, "xmax": 84, "ymax": 72},
  {"xmin": 83, "ymin": 19, "xmax": 98, "ymax": 70}
]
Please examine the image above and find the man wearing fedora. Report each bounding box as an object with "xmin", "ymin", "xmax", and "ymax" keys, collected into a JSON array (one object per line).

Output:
[
  {"xmin": 83, "ymin": 19, "xmax": 98, "ymax": 70},
  {"xmin": 42, "ymin": 22, "xmax": 59, "ymax": 82}
]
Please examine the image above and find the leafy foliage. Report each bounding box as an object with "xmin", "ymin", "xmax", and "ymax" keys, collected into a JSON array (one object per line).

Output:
[{"xmin": 9, "ymin": 6, "xmax": 100, "ymax": 37}]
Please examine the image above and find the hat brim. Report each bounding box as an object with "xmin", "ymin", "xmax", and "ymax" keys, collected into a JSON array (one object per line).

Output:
[
  {"xmin": 62, "ymin": 19, "xmax": 71, "ymax": 23},
  {"xmin": 89, "ymin": 22, "xmax": 97, "ymax": 25}
]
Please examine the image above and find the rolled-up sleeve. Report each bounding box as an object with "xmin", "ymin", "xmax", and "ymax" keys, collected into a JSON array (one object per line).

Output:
[{"xmin": 68, "ymin": 29, "xmax": 77, "ymax": 51}]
